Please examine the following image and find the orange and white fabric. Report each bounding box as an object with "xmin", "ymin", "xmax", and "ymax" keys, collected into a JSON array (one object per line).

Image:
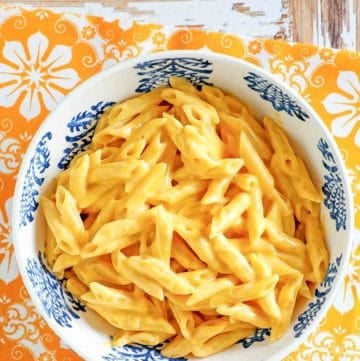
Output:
[{"xmin": 0, "ymin": 5, "xmax": 359, "ymax": 361}]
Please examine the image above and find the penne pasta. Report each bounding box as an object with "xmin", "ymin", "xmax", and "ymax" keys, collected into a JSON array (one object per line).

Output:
[
  {"xmin": 168, "ymin": 300, "xmax": 195, "ymax": 339},
  {"xmin": 210, "ymin": 193, "xmax": 251, "ymax": 237},
  {"xmin": 221, "ymin": 111, "xmax": 272, "ymax": 160},
  {"xmin": 40, "ymin": 78, "xmax": 328, "ymax": 357},
  {"xmin": 40, "ymin": 196, "xmax": 80, "ymax": 255},
  {"xmin": 125, "ymin": 256, "xmax": 195, "ymax": 295},
  {"xmin": 212, "ymin": 234, "xmax": 255, "ymax": 283},
  {"xmin": 111, "ymin": 251, "xmax": 164, "ymax": 300},
  {"xmin": 263, "ymin": 116, "xmax": 298, "ymax": 174},
  {"xmin": 239, "ymin": 132, "xmax": 275, "ymax": 194},
  {"xmin": 304, "ymin": 215, "xmax": 329, "ymax": 283}
]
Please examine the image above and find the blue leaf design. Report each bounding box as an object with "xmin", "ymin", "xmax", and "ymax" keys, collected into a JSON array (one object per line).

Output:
[
  {"xmin": 293, "ymin": 254, "xmax": 343, "ymax": 337},
  {"xmin": 103, "ymin": 343, "xmax": 187, "ymax": 361},
  {"xmin": 238, "ymin": 328, "xmax": 271, "ymax": 348},
  {"xmin": 317, "ymin": 138, "xmax": 347, "ymax": 231},
  {"xmin": 134, "ymin": 57, "xmax": 213, "ymax": 93},
  {"xmin": 243, "ymin": 72, "xmax": 309, "ymax": 121},
  {"xmin": 317, "ymin": 138, "xmax": 335, "ymax": 163},
  {"xmin": 25, "ymin": 252, "xmax": 86, "ymax": 328},
  {"xmin": 19, "ymin": 132, "xmax": 52, "ymax": 227},
  {"xmin": 57, "ymin": 101, "xmax": 115, "ymax": 170}
]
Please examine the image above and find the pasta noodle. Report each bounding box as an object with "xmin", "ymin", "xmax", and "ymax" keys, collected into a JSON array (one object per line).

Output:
[{"xmin": 41, "ymin": 78, "xmax": 328, "ymax": 358}]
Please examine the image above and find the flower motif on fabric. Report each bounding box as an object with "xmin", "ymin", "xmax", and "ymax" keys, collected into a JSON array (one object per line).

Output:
[
  {"xmin": 35, "ymin": 9, "xmax": 49, "ymax": 21},
  {"xmin": 0, "ymin": 294, "xmax": 11, "ymax": 344},
  {"xmin": 268, "ymin": 54, "xmax": 308, "ymax": 96},
  {"xmin": 152, "ymin": 32, "xmax": 166, "ymax": 46},
  {"xmin": 0, "ymin": 120, "xmax": 23, "ymax": 175},
  {"xmin": 317, "ymin": 138, "xmax": 347, "ymax": 231},
  {"xmin": 322, "ymin": 71, "xmax": 360, "ymax": 147},
  {"xmin": 333, "ymin": 228, "xmax": 360, "ymax": 314},
  {"xmin": 103, "ymin": 344, "xmax": 187, "ymax": 361},
  {"xmin": 348, "ymin": 164, "xmax": 360, "ymax": 219},
  {"xmin": 25, "ymin": 252, "xmax": 86, "ymax": 328},
  {"xmin": 238, "ymin": 328, "xmax": 271, "ymax": 348},
  {"xmin": 0, "ymin": 32, "xmax": 80, "ymax": 120},
  {"xmin": 100, "ymin": 22, "xmax": 159, "ymax": 66},
  {"xmin": 0, "ymin": 197, "xmax": 18, "ymax": 284},
  {"xmin": 319, "ymin": 48, "xmax": 334, "ymax": 62},
  {"xmin": 81, "ymin": 26, "xmax": 96, "ymax": 40},
  {"xmin": 293, "ymin": 325, "xmax": 360, "ymax": 361},
  {"xmin": 134, "ymin": 57, "xmax": 213, "ymax": 93},
  {"xmin": 248, "ymin": 40, "xmax": 262, "ymax": 55},
  {"xmin": 243, "ymin": 72, "xmax": 309, "ymax": 121},
  {"xmin": 19, "ymin": 131, "xmax": 32, "ymax": 142},
  {"xmin": 57, "ymin": 101, "xmax": 115, "ymax": 170},
  {"xmin": 19, "ymin": 132, "xmax": 52, "ymax": 227},
  {"xmin": 293, "ymin": 255, "xmax": 343, "ymax": 338},
  {"xmin": 0, "ymin": 290, "xmax": 43, "ymax": 344}
]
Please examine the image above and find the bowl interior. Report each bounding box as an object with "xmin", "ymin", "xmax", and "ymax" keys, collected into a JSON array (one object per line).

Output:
[{"xmin": 13, "ymin": 51, "xmax": 353, "ymax": 361}]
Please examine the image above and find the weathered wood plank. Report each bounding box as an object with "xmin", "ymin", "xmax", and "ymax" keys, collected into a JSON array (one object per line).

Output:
[
  {"xmin": 291, "ymin": 0, "xmax": 358, "ymax": 50},
  {"xmin": 290, "ymin": 0, "xmax": 318, "ymax": 45},
  {"xmin": 1, "ymin": 0, "xmax": 291, "ymax": 39},
  {"xmin": 0, "ymin": 0, "xmax": 358, "ymax": 49}
]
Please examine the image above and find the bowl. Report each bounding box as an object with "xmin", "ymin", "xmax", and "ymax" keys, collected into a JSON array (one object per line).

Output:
[{"xmin": 12, "ymin": 50, "xmax": 354, "ymax": 361}]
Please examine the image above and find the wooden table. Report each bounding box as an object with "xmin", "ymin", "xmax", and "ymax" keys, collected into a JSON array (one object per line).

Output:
[{"xmin": 5, "ymin": 0, "xmax": 360, "ymax": 51}]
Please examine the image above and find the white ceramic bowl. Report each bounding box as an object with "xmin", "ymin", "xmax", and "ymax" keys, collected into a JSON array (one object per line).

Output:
[{"xmin": 13, "ymin": 50, "xmax": 354, "ymax": 361}]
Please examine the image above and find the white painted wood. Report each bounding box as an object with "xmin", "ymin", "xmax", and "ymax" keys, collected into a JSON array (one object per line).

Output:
[
  {"xmin": 6, "ymin": 1, "xmax": 360, "ymax": 49},
  {"xmin": 14, "ymin": 1, "xmax": 291, "ymax": 39}
]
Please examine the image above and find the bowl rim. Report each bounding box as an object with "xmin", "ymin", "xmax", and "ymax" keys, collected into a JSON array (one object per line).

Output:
[{"xmin": 12, "ymin": 49, "xmax": 355, "ymax": 361}]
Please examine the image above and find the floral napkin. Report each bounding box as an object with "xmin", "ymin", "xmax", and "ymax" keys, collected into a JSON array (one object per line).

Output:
[{"xmin": 0, "ymin": 5, "xmax": 359, "ymax": 361}]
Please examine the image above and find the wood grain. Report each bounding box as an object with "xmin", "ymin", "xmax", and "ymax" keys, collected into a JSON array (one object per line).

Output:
[
  {"xmin": 290, "ymin": 0, "xmax": 318, "ymax": 46},
  {"xmin": 1, "ymin": 0, "xmax": 358, "ymax": 50},
  {"xmin": 291, "ymin": 0, "xmax": 359, "ymax": 49}
]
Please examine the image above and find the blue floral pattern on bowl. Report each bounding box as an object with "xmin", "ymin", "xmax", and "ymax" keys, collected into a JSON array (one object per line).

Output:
[
  {"xmin": 238, "ymin": 328, "xmax": 271, "ymax": 348},
  {"xmin": 243, "ymin": 72, "xmax": 309, "ymax": 121},
  {"xmin": 57, "ymin": 101, "xmax": 115, "ymax": 170},
  {"xmin": 25, "ymin": 252, "xmax": 86, "ymax": 328},
  {"xmin": 19, "ymin": 132, "xmax": 52, "ymax": 227},
  {"xmin": 103, "ymin": 329, "xmax": 272, "ymax": 358},
  {"xmin": 103, "ymin": 343, "xmax": 187, "ymax": 361},
  {"xmin": 317, "ymin": 138, "xmax": 347, "ymax": 231},
  {"xmin": 293, "ymin": 254, "xmax": 342, "ymax": 337},
  {"xmin": 134, "ymin": 57, "xmax": 213, "ymax": 93}
]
